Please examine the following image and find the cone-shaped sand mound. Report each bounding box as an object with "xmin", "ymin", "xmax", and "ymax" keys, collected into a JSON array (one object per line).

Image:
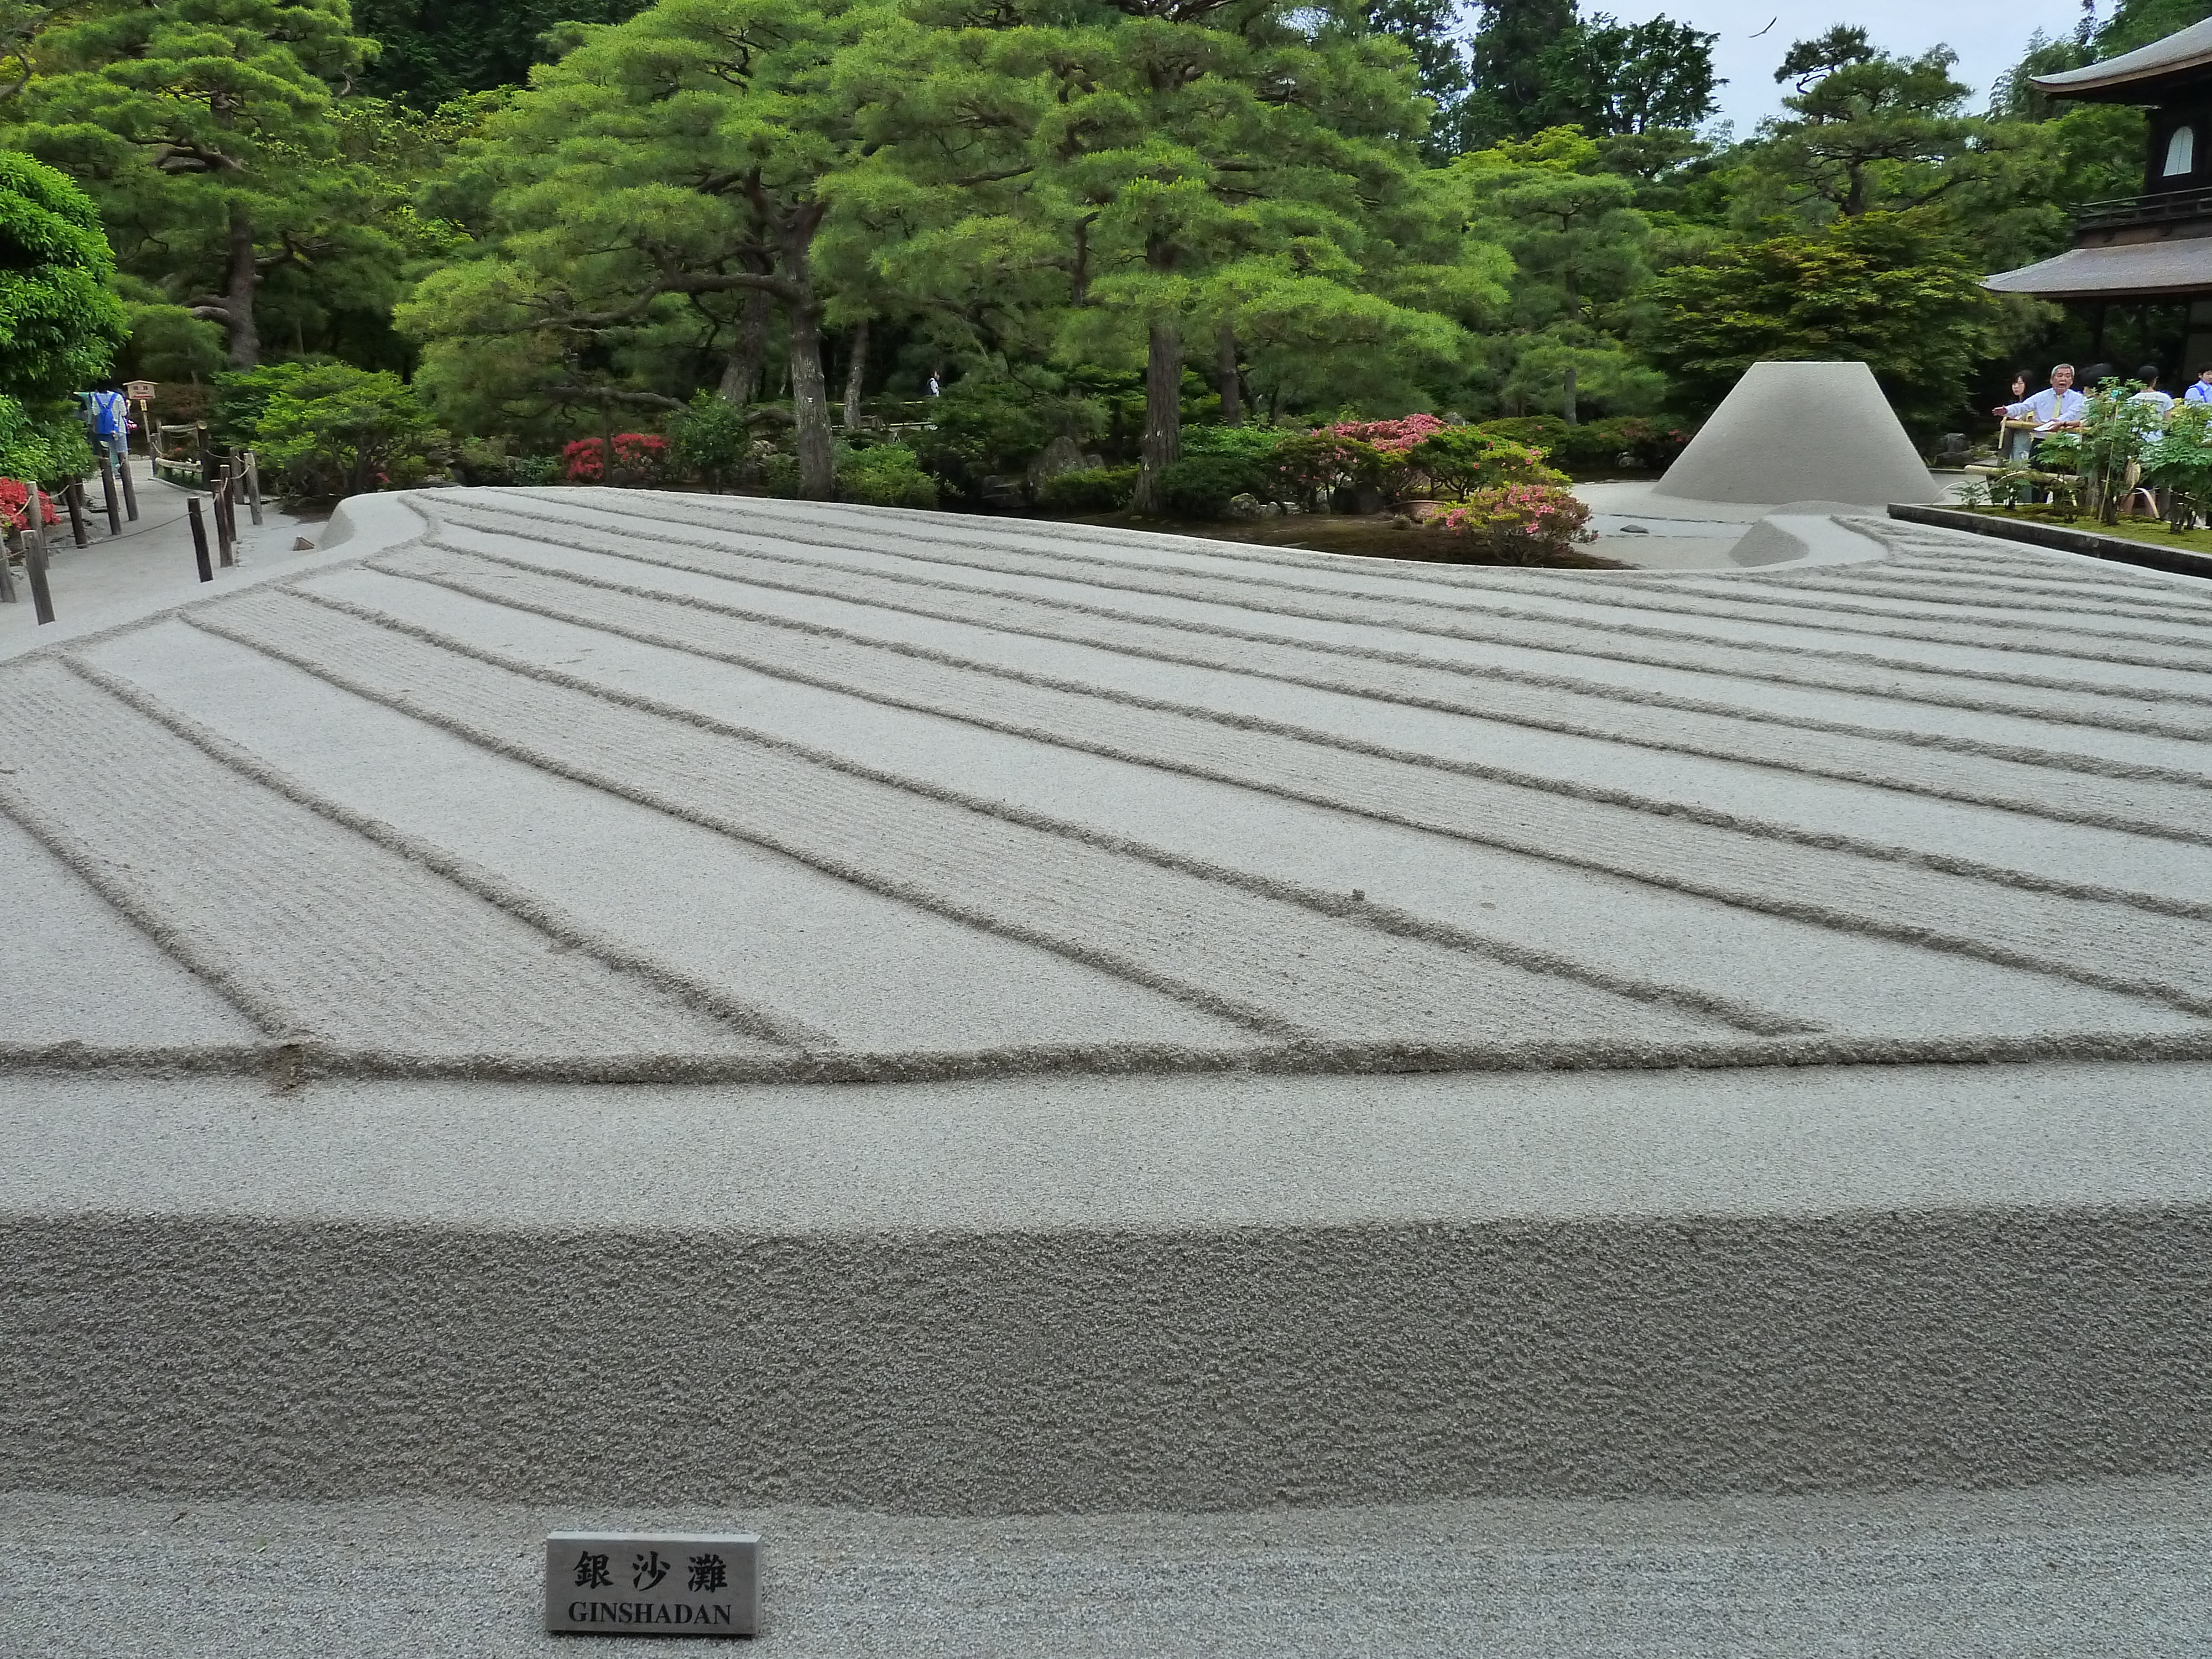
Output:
[{"xmin": 1655, "ymin": 360, "xmax": 1939, "ymax": 507}]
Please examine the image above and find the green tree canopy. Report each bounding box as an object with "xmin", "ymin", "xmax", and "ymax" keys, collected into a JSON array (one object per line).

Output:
[
  {"xmin": 7, "ymin": 0, "xmax": 384, "ymax": 366},
  {"xmin": 1639, "ymin": 211, "xmax": 2000, "ymax": 435},
  {"xmin": 1454, "ymin": 127, "xmax": 1663, "ymax": 420},
  {"xmin": 400, "ymin": 0, "xmax": 886, "ymax": 495},
  {"xmin": 1747, "ymin": 27, "xmax": 1988, "ymax": 221},
  {"xmin": 842, "ymin": 0, "xmax": 1496, "ymax": 511},
  {"xmin": 0, "ymin": 148, "xmax": 123, "ymax": 479},
  {"xmin": 1458, "ymin": 0, "xmax": 1715, "ymax": 150}
]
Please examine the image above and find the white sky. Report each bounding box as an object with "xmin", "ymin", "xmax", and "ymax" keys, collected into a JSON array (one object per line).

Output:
[{"xmin": 1585, "ymin": 0, "xmax": 2099, "ymax": 133}]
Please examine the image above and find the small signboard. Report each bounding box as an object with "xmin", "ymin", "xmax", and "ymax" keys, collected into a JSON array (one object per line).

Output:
[
  {"xmin": 545, "ymin": 1532, "xmax": 758, "ymax": 1637},
  {"xmin": 124, "ymin": 380, "xmax": 157, "ymax": 403}
]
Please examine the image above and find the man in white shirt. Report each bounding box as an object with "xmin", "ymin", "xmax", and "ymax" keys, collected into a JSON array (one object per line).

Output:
[{"xmin": 1993, "ymin": 363, "xmax": 2085, "ymax": 428}]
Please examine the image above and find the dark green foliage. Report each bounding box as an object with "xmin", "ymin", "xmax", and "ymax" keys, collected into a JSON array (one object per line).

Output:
[
  {"xmin": 211, "ymin": 362, "xmax": 315, "ymax": 448},
  {"xmin": 1035, "ymin": 466, "xmax": 1138, "ymax": 513},
  {"xmin": 1152, "ymin": 453, "xmax": 1269, "ymax": 519},
  {"xmin": 1533, "ymin": 17, "xmax": 1719, "ymax": 137},
  {"xmin": 1551, "ymin": 415, "xmax": 1692, "ymax": 473},
  {"xmin": 248, "ymin": 361, "xmax": 445, "ymax": 501},
  {"xmin": 836, "ymin": 442, "xmax": 938, "ymax": 508},
  {"xmin": 1474, "ymin": 414, "xmax": 1571, "ymax": 454},
  {"xmin": 1458, "ymin": 0, "xmax": 1716, "ymax": 149},
  {"xmin": 1365, "ymin": 0, "xmax": 1470, "ymax": 161},
  {"xmin": 1640, "ymin": 213, "xmax": 2001, "ymax": 435},
  {"xmin": 908, "ymin": 379, "xmax": 1093, "ymax": 503},
  {"xmin": 353, "ymin": 0, "xmax": 652, "ymax": 106},
  {"xmin": 1461, "ymin": 0, "xmax": 1576, "ymax": 145},
  {"xmin": 2097, "ymin": 0, "xmax": 2212, "ymax": 56},
  {"xmin": 670, "ymin": 390, "xmax": 752, "ymax": 491},
  {"xmin": 0, "ymin": 150, "xmax": 126, "ymax": 403}
]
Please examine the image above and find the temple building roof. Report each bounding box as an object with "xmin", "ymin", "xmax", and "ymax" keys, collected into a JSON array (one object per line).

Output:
[
  {"xmin": 1983, "ymin": 236, "xmax": 2212, "ymax": 299},
  {"xmin": 2032, "ymin": 18, "xmax": 2212, "ymax": 102}
]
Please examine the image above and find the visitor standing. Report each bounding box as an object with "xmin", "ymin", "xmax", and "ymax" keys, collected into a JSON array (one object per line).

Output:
[{"xmin": 1994, "ymin": 363, "xmax": 2086, "ymax": 429}]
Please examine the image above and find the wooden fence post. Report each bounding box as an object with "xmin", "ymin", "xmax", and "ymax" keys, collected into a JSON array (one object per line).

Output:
[
  {"xmin": 212, "ymin": 470, "xmax": 234, "ymax": 567},
  {"xmin": 0, "ymin": 512, "xmax": 19, "ymax": 606},
  {"xmin": 187, "ymin": 498, "xmax": 213, "ymax": 582},
  {"xmin": 64, "ymin": 481, "xmax": 88, "ymax": 547},
  {"xmin": 97, "ymin": 454, "xmax": 122, "ymax": 535},
  {"xmin": 243, "ymin": 449, "xmax": 264, "ymax": 525},
  {"xmin": 117, "ymin": 450, "xmax": 139, "ymax": 521},
  {"xmin": 24, "ymin": 488, "xmax": 54, "ymax": 623}
]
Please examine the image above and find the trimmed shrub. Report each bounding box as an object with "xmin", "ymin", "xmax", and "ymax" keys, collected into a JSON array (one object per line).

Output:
[
  {"xmin": 1405, "ymin": 428, "xmax": 1563, "ymax": 498},
  {"xmin": 1155, "ymin": 453, "xmax": 1267, "ymax": 519},
  {"xmin": 837, "ymin": 444, "xmax": 939, "ymax": 508},
  {"xmin": 1439, "ymin": 483, "xmax": 1595, "ymax": 562},
  {"xmin": 1266, "ymin": 432, "xmax": 1382, "ymax": 509},
  {"xmin": 251, "ymin": 364, "xmax": 446, "ymax": 503},
  {"xmin": 1181, "ymin": 422, "xmax": 1289, "ymax": 461},
  {"xmin": 1036, "ymin": 465, "xmax": 1137, "ymax": 513},
  {"xmin": 1553, "ymin": 415, "xmax": 1694, "ymax": 473},
  {"xmin": 1477, "ymin": 415, "xmax": 1572, "ymax": 457},
  {"xmin": 1322, "ymin": 413, "xmax": 1449, "ymax": 453},
  {"xmin": 758, "ymin": 452, "xmax": 800, "ymax": 497},
  {"xmin": 670, "ymin": 391, "xmax": 753, "ymax": 490},
  {"xmin": 564, "ymin": 432, "xmax": 671, "ymax": 486},
  {"xmin": 909, "ymin": 378, "xmax": 1098, "ymax": 501}
]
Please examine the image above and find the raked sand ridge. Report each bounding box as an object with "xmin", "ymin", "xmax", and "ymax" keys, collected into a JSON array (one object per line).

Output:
[{"xmin": 6, "ymin": 488, "xmax": 2212, "ymax": 1651}]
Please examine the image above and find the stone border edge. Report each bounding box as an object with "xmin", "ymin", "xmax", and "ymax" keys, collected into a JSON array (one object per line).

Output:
[{"xmin": 1887, "ymin": 502, "xmax": 2212, "ymax": 581}]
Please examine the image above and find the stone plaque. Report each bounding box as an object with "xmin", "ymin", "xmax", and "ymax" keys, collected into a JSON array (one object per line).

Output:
[{"xmin": 545, "ymin": 1532, "xmax": 758, "ymax": 1636}]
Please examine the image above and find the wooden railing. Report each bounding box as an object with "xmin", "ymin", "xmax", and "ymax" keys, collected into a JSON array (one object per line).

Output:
[{"xmin": 2074, "ymin": 186, "xmax": 2212, "ymax": 232}]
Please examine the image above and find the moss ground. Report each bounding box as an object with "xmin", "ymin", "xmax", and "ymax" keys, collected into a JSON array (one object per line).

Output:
[{"xmin": 1958, "ymin": 505, "xmax": 2212, "ymax": 556}]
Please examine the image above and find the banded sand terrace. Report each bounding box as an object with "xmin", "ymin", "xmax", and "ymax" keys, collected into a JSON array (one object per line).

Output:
[{"xmin": 6, "ymin": 489, "xmax": 2212, "ymax": 1653}]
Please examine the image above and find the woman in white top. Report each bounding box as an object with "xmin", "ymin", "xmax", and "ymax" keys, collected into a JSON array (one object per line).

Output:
[{"xmin": 2131, "ymin": 365, "xmax": 2175, "ymax": 414}]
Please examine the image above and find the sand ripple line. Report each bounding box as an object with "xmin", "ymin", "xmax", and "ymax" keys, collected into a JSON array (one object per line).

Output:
[
  {"xmin": 0, "ymin": 658, "xmax": 773, "ymax": 1059},
  {"xmin": 196, "ymin": 589, "xmax": 1788, "ymax": 1045},
  {"xmin": 422, "ymin": 512, "xmax": 2212, "ymax": 786},
  {"xmin": 439, "ymin": 498, "xmax": 2212, "ymax": 742},
  {"xmin": 537, "ymin": 493, "xmax": 2212, "ymax": 705},
  {"xmin": 399, "ymin": 534, "xmax": 2212, "ymax": 843},
  {"xmin": 283, "ymin": 570, "xmax": 2212, "ymax": 1022},
  {"xmin": 64, "ymin": 654, "xmax": 827, "ymax": 1051}
]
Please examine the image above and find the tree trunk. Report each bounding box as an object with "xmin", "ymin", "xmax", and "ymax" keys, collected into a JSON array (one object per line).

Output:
[
  {"xmin": 787, "ymin": 298, "xmax": 835, "ymax": 499},
  {"xmin": 1215, "ymin": 320, "xmax": 1240, "ymax": 425},
  {"xmin": 1562, "ymin": 365, "xmax": 1578, "ymax": 426},
  {"xmin": 1131, "ymin": 320, "xmax": 1183, "ymax": 515},
  {"xmin": 224, "ymin": 201, "xmax": 259, "ymax": 369},
  {"xmin": 842, "ymin": 319, "xmax": 868, "ymax": 429},
  {"xmin": 718, "ymin": 288, "xmax": 773, "ymax": 404}
]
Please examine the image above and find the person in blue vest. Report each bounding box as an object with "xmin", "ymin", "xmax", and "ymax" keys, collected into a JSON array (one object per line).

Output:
[{"xmin": 79, "ymin": 384, "xmax": 129, "ymax": 465}]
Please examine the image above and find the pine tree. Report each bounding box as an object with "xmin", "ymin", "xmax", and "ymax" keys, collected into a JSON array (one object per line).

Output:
[
  {"xmin": 399, "ymin": 0, "xmax": 883, "ymax": 497},
  {"xmin": 846, "ymin": 0, "xmax": 1494, "ymax": 512},
  {"xmin": 9, "ymin": 0, "xmax": 379, "ymax": 367}
]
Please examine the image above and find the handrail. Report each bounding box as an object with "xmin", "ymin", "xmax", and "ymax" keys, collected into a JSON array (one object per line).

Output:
[{"xmin": 2074, "ymin": 186, "xmax": 2212, "ymax": 231}]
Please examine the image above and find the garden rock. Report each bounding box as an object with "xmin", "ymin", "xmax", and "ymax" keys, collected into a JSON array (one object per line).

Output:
[
  {"xmin": 1025, "ymin": 435, "xmax": 1104, "ymax": 487},
  {"xmin": 978, "ymin": 474, "xmax": 1029, "ymax": 512}
]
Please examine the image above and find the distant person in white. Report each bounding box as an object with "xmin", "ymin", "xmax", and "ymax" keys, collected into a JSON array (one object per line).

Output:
[
  {"xmin": 2131, "ymin": 364, "xmax": 2174, "ymax": 414},
  {"xmin": 1993, "ymin": 363, "xmax": 2085, "ymax": 429},
  {"xmin": 2188, "ymin": 366, "xmax": 2212, "ymax": 404}
]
